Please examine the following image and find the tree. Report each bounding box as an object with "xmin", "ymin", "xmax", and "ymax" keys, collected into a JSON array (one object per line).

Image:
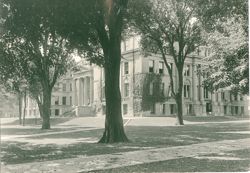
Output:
[
  {"xmin": 1, "ymin": 0, "xmax": 73, "ymax": 129},
  {"xmin": 129, "ymin": 0, "xmax": 203, "ymax": 125},
  {"xmin": 0, "ymin": 40, "xmax": 29, "ymax": 124},
  {"xmin": 196, "ymin": 0, "xmax": 248, "ymax": 94},
  {"xmin": 53, "ymin": 0, "xmax": 129, "ymax": 142},
  {"xmin": 202, "ymin": 17, "xmax": 248, "ymax": 94}
]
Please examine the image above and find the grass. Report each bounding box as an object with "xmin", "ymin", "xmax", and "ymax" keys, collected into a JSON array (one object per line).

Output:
[
  {"xmin": 1, "ymin": 117, "xmax": 250, "ymax": 172},
  {"xmin": 92, "ymin": 154, "xmax": 250, "ymax": 172}
]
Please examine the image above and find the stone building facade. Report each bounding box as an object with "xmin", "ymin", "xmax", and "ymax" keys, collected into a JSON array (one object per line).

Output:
[{"xmin": 23, "ymin": 36, "xmax": 249, "ymax": 118}]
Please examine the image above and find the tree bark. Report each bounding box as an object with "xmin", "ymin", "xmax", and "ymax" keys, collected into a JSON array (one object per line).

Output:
[
  {"xmin": 175, "ymin": 69, "xmax": 184, "ymax": 125},
  {"xmin": 98, "ymin": 0, "xmax": 129, "ymax": 143},
  {"xmin": 99, "ymin": 32, "xmax": 129, "ymax": 143},
  {"xmin": 18, "ymin": 92, "xmax": 22, "ymax": 125},
  {"xmin": 41, "ymin": 87, "xmax": 52, "ymax": 129}
]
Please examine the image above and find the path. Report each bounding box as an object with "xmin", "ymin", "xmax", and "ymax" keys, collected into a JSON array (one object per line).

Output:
[{"xmin": 2, "ymin": 138, "xmax": 250, "ymax": 173}]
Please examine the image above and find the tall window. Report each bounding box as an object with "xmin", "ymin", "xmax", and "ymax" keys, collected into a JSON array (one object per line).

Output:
[
  {"xmin": 63, "ymin": 83, "xmax": 67, "ymax": 92},
  {"xmin": 170, "ymin": 104, "xmax": 176, "ymax": 114},
  {"xmin": 149, "ymin": 83, "xmax": 153, "ymax": 95},
  {"xmin": 124, "ymin": 83, "xmax": 129, "ymax": 97},
  {"xmin": 206, "ymin": 103, "xmax": 212, "ymax": 113},
  {"xmin": 162, "ymin": 104, "xmax": 166, "ymax": 114},
  {"xmin": 235, "ymin": 106, "xmax": 238, "ymax": 115},
  {"xmin": 168, "ymin": 63, "xmax": 173, "ymax": 74},
  {"xmin": 234, "ymin": 93, "xmax": 238, "ymax": 101},
  {"xmin": 184, "ymin": 85, "xmax": 190, "ymax": 98},
  {"xmin": 70, "ymin": 83, "xmax": 72, "ymax": 91},
  {"xmin": 204, "ymin": 87, "xmax": 209, "ymax": 99},
  {"xmin": 62, "ymin": 96, "xmax": 67, "ymax": 105},
  {"xmin": 159, "ymin": 61, "xmax": 164, "ymax": 74},
  {"xmin": 70, "ymin": 96, "xmax": 72, "ymax": 105},
  {"xmin": 150, "ymin": 104, "xmax": 155, "ymax": 114},
  {"xmin": 149, "ymin": 60, "xmax": 154, "ymax": 73},
  {"xmin": 55, "ymin": 96, "xmax": 59, "ymax": 105},
  {"xmin": 124, "ymin": 62, "xmax": 129, "ymax": 74},
  {"xmin": 160, "ymin": 83, "xmax": 165, "ymax": 96},
  {"xmin": 123, "ymin": 104, "xmax": 128, "ymax": 115},
  {"xmin": 224, "ymin": 105, "xmax": 227, "ymax": 115},
  {"xmin": 184, "ymin": 65, "xmax": 190, "ymax": 76},
  {"xmin": 241, "ymin": 106, "xmax": 244, "ymax": 115},
  {"xmin": 221, "ymin": 92, "xmax": 225, "ymax": 100},
  {"xmin": 101, "ymin": 86, "xmax": 105, "ymax": 100},
  {"xmin": 55, "ymin": 109, "xmax": 59, "ymax": 116}
]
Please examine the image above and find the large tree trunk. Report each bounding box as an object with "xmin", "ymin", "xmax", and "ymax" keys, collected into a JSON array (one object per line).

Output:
[
  {"xmin": 175, "ymin": 68, "xmax": 184, "ymax": 125},
  {"xmin": 22, "ymin": 90, "xmax": 27, "ymax": 126},
  {"xmin": 99, "ymin": 34, "xmax": 129, "ymax": 143},
  {"xmin": 18, "ymin": 92, "xmax": 22, "ymax": 125},
  {"xmin": 41, "ymin": 88, "xmax": 52, "ymax": 129},
  {"xmin": 175, "ymin": 93, "xmax": 184, "ymax": 125}
]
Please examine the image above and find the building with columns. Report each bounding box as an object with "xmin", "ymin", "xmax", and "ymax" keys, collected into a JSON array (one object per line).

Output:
[{"xmin": 23, "ymin": 36, "xmax": 249, "ymax": 118}]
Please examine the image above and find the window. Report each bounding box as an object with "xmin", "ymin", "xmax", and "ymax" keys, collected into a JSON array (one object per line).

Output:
[
  {"xmin": 124, "ymin": 83, "xmax": 129, "ymax": 97},
  {"xmin": 55, "ymin": 109, "xmax": 59, "ymax": 116},
  {"xmin": 221, "ymin": 92, "xmax": 225, "ymax": 100},
  {"xmin": 224, "ymin": 106, "xmax": 227, "ymax": 115},
  {"xmin": 170, "ymin": 104, "xmax": 176, "ymax": 114},
  {"xmin": 184, "ymin": 65, "xmax": 190, "ymax": 76},
  {"xmin": 241, "ymin": 106, "xmax": 244, "ymax": 115},
  {"xmin": 124, "ymin": 62, "xmax": 129, "ymax": 74},
  {"xmin": 168, "ymin": 63, "xmax": 173, "ymax": 74},
  {"xmin": 187, "ymin": 104, "xmax": 192, "ymax": 115},
  {"xmin": 55, "ymin": 96, "xmax": 59, "ymax": 105},
  {"xmin": 184, "ymin": 85, "xmax": 190, "ymax": 98},
  {"xmin": 101, "ymin": 86, "xmax": 105, "ymax": 100},
  {"xmin": 63, "ymin": 83, "xmax": 67, "ymax": 92},
  {"xmin": 150, "ymin": 104, "xmax": 155, "ymax": 114},
  {"xmin": 70, "ymin": 83, "xmax": 72, "ymax": 91},
  {"xmin": 149, "ymin": 60, "xmax": 154, "ymax": 73},
  {"xmin": 149, "ymin": 83, "xmax": 153, "ymax": 95},
  {"xmin": 62, "ymin": 96, "xmax": 67, "ymax": 105},
  {"xmin": 216, "ymin": 92, "xmax": 219, "ymax": 101},
  {"xmin": 204, "ymin": 87, "xmax": 209, "ymax": 99},
  {"xmin": 197, "ymin": 85, "xmax": 201, "ymax": 101},
  {"xmin": 160, "ymin": 83, "xmax": 165, "ymax": 95},
  {"xmin": 162, "ymin": 104, "xmax": 166, "ymax": 114},
  {"xmin": 123, "ymin": 104, "xmax": 128, "ymax": 115},
  {"xmin": 234, "ymin": 93, "xmax": 238, "ymax": 101},
  {"xmin": 240, "ymin": 95, "xmax": 243, "ymax": 101},
  {"xmin": 235, "ymin": 106, "xmax": 238, "ymax": 115},
  {"xmin": 159, "ymin": 61, "xmax": 164, "ymax": 74},
  {"xmin": 206, "ymin": 103, "xmax": 212, "ymax": 113},
  {"xmin": 70, "ymin": 96, "xmax": 72, "ymax": 105}
]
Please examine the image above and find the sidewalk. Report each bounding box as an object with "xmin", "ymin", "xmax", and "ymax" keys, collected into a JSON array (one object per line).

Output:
[{"xmin": 2, "ymin": 138, "xmax": 250, "ymax": 173}]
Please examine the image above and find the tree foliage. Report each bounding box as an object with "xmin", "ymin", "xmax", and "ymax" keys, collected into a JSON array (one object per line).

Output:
[
  {"xmin": 129, "ymin": 0, "xmax": 203, "ymax": 124},
  {"xmin": 1, "ymin": 0, "xmax": 74, "ymax": 129},
  {"xmin": 202, "ymin": 17, "xmax": 248, "ymax": 94}
]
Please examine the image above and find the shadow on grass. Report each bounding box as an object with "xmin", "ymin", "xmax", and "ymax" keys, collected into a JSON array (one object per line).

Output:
[
  {"xmin": 1, "ymin": 122, "xmax": 250, "ymax": 165},
  {"xmin": 91, "ymin": 150, "xmax": 250, "ymax": 172}
]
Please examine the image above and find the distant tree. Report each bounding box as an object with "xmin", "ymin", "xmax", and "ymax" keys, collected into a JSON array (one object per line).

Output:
[
  {"xmin": 129, "ymin": 0, "xmax": 203, "ymax": 125},
  {"xmin": 1, "ymin": 0, "xmax": 73, "ymax": 129},
  {"xmin": 54, "ymin": 0, "xmax": 129, "ymax": 142}
]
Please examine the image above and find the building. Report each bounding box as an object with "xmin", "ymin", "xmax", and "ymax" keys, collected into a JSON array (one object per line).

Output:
[{"xmin": 23, "ymin": 36, "xmax": 249, "ymax": 118}]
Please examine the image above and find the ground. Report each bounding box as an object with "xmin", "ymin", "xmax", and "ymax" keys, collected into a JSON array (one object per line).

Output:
[{"xmin": 1, "ymin": 116, "xmax": 250, "ymax": 172}]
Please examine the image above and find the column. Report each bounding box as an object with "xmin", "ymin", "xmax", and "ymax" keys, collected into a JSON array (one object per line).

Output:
[
  {"xmin": 83, "ymin": 77, "xmax": 89, "ymax": 105},
  {"xmin": 81, "ymin": 78, "xmax": 86, "ymax": 105},
  {"xmin": 78, "ymin": 78, "xmax": 82, "ymax": 106}
]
